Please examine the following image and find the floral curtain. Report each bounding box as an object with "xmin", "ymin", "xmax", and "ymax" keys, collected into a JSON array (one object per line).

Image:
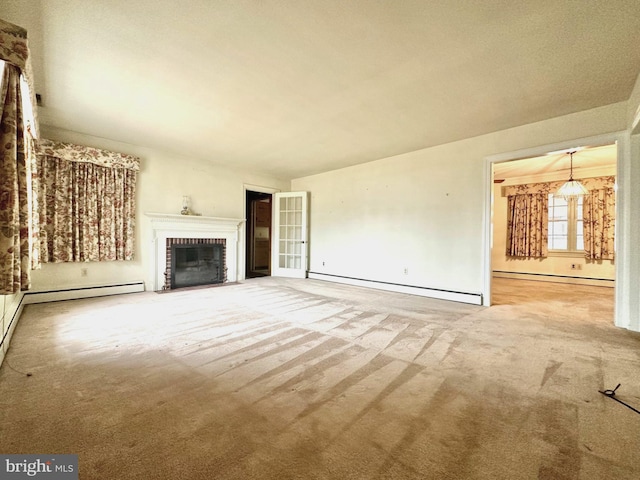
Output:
[
  {"xmin": 506, "ymin": 193, "xmax": 548, "ymax": 258},
  {"xmin": 36, "ymin": 139, "xmax": 140, "ymax": 262},
  {"xmin": 583, "ymin": 179, "xmax": 615, "ymax": 260},
  {"xmin": 0, "ymin": 19, "xmax": 39, "ymax": 294},
  {"xmin": 0, "ymin": 19, "xmax": 38, "ymax": 137},
  {"xmin": 503, "ymin": 175, "xmax": 615, "ymax": 260}
]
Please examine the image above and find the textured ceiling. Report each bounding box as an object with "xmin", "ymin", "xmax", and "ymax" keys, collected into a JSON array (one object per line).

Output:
[{"xmin": 2, "ymin": 0, "xmax": 640, "ymax": 179}]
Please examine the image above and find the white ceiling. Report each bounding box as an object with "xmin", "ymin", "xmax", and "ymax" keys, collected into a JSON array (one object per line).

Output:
[
  {"xmin": 2, "ymin": 0, "xmax": 640, "ymax": 180},
  {"xmin": 493, "ymin": 144, "xmax": 617, "ymax": 181}
]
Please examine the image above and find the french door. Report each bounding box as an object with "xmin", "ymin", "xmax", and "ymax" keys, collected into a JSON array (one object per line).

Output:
[{"xmin": 272, "ymin": 192, "xmax": 308, "ymax": 278}]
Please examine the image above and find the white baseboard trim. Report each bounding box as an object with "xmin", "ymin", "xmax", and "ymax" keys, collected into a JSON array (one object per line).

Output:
[
  {"xmin": 308, "ymin": 272, "xmax": 483, "ymax": 305},
  {"xmin": 493, "ymin": 271, "xmax": 614, "ymax": 288},
  {"xmin": 23, "ymin": 281, "xmax": 146, "ymax": 304},
  {"xmin": 1, "ymin": 292, "xmax": 26, "ymax": 365}
]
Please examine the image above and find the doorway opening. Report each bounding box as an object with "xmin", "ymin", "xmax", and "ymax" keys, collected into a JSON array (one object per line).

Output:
[
  {"xmin": 245, "ymin": 190, "xmax": 272, "ymax": 278},
  {"xmin": 487, "ymin": 141, "xmax": 618, "ymax": 320}
]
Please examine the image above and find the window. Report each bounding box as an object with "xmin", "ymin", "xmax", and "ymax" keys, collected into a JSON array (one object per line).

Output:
[
  {"xmin": 36, "ymin": 139, "xmax": 139, "ymax": 263},
  {"xmin": 548, "ymin": 194, "xmax": 583, "ymax": 253}
]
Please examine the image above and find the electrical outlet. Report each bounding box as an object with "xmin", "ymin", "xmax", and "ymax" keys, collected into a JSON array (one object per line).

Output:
[
  {"xmin": 81, "ymin": 267, "xmax": 88, "ymax": 277},
  {"xmin": 403, "ymin": 267, "xmax": 408, "ymax": 275},
  {"xmin": 570, "ymin": 264, "xmax": 582, "ymax": 270},
  {"xmin": 322, "ymin": 261, "xmax": 325, "ymax": 266}
]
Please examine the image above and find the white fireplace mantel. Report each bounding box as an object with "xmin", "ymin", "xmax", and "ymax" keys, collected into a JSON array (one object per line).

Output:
[{"xmin": 145, "ymin": 213, "xmax": 245, "ymax": 290}]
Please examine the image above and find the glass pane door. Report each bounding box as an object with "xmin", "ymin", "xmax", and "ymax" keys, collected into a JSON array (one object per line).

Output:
[{"xmin": 272, "ymin": 192, "xmax": 308, "ymax": 278}]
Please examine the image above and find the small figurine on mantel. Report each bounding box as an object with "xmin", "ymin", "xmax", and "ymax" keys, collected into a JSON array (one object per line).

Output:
[
  {"xmin": 180, "ymin": 195, "xmax": 202, "ymax": 215},
  {"xmin": 181, "ymin": 195, "xmax": 191, "ymax": 215}
]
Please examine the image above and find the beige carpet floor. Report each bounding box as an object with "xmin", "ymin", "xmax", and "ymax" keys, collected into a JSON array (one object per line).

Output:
[{"xmin": 0, "ymin": 277, "xmax": 639, "ymax": 479}]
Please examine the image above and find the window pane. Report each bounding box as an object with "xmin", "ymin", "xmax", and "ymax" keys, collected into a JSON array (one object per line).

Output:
[
  {"xmin": 576, "ymin": 219, "xmax": 584, "ymax": 251},
  {"xmin": 577, "ymin": 198, "xmax": 584, "ymax": 220},
  {"xmin": 552, "ymin": 196, "xmax": 568, "ymax": 208},
  {"xmin": 550, "ymin": 236, "xmax": 567, "ymax": 250},
  {"xmin": 549, "ymin": 205, "xmax": 568, "ymax": 221},
  {"xmin": 550, "ymin": 221, "xmax": 567, "ymax": 235}
]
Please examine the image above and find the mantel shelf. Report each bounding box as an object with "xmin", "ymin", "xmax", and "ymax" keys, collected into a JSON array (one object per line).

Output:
[{"xmin": 144, "ymin": 212, "xmax": 245, "ymax": 226}]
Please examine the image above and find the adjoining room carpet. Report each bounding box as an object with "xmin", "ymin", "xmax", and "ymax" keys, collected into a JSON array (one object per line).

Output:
[{"xmin": 1, "ymin": 277, "xmax": 638, "ymax": 479}]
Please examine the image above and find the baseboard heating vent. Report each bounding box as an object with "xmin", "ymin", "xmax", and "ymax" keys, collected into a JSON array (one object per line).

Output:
[
  {"xmin": 0, "ymin": 292, "xmax": 26, "ymax": 353},
  {"xmin": 23, "ymin": 281, "xmax": 145, "ymax": 305},
  {"xmin": 492, "ymin": 271, "xmax": 614, "ymax": 288},
  {"xmin": 308, "ymin": 272, "xmax": 483, "ymax": 305}
]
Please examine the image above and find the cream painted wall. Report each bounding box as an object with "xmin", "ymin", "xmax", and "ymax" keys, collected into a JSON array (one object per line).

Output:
[
  {"xmin": 31, "ymin": 126, "xmax": 290, "ymax": 291},
  {"xmin": 491, "ymin": 169, "xmax": 616, "ymax": 281},
  {"xmin": 292, "ymin": 102, "xmax": 627, "ymax": 297}
]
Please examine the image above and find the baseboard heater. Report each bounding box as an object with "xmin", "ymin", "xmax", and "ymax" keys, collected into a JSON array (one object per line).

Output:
[
  {"xmin": 493, "ymin": 271, "xmax": 614, "ymax": 287},
  {"xmin": 0, "ymin": 292, "xmax": 26, "ymax": 353},
  {"xmin": 308, "ymin": 272, "xmax": 483, "ymax": 305},
  {"xmin": 23, "ymin": 281, "xmax": 146, "ymax": 305}
]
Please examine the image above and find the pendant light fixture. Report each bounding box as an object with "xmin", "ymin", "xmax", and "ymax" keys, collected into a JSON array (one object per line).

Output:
[{"xmin": 556, "ymin": 151, "xmax": 588, "ymax": 200}]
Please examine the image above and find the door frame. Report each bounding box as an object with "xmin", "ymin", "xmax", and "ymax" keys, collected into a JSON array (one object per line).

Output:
[
  {"xmin": 242, "ymin": 184, "xmax": 280, "ymax": 281},
  {"xmin": 482, "ymin": 131, "xmax": 630, "ymax": 328}
]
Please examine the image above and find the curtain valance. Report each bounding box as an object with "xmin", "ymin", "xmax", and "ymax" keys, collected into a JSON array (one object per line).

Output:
[
  {"xmin": 1, "ymin": 18, "xmax": 38, "ymax": 138},
  {"xmin": 502, "ymin": 176, "xmax": 615, "ymax": 197},
  {"xmin": 0, "ymin": 18, "xmax": 28, "ymax": 70},
  {"xmin": 37, "ymin": 139, "xmax": 140, "ymax": 171}
]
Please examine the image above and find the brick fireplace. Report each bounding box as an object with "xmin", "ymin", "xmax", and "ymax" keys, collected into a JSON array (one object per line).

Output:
[
  {"xmin": 145, "ymin": 213, "xmax": 245, "ymax": 291},
  {"xmin": 165, "ymin": 238, "xmax": 227, "ymax": 290}
]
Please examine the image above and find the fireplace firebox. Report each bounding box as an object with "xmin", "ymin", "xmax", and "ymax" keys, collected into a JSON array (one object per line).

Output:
[{"xmin": 170, "ymin": 242, "xmax": 224, "ymax": 289}]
